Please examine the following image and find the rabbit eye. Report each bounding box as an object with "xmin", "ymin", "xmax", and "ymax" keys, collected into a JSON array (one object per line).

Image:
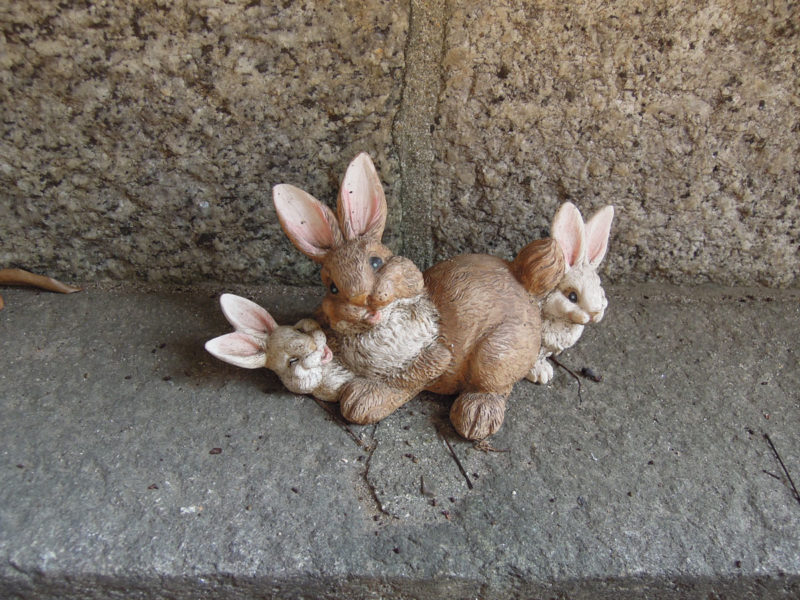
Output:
[
  {"xmin": 567, "ymin": 291, "xmax": 579, "ymax": 303},
  {"xmin": 329, "ymin": 282, "xmax": 339, "ymax": 295},
  {"xmin": 288, "ymin": 357, "xmax": 299, "ymax": 367},
  {"xmin": 369, "ymin": 256, "xmax": 383, "ymax": 270}
]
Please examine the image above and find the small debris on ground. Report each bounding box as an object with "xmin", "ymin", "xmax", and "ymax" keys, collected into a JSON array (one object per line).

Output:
[{"xmin": 580, "ymin": 367, "xmax": 603, "ymax": 382}]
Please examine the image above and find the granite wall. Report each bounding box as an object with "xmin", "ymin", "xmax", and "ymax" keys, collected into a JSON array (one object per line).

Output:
[{"xmin": 1, "ymin": 0, "xmax": 798, "ymax": 287}]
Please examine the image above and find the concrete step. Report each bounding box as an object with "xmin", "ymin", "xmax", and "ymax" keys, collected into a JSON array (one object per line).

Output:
[{"xmin": 1, "ymin": 283, "xmax": 799, "ymax": 599}]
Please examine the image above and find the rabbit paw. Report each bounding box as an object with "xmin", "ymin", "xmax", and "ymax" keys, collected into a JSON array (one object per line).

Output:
[
  {"xmin": 526, "ymin": 358, "xmax": 554, "ymax": 384},
  {"xmin": 339, "ymin": 378, "xmax": 412, "ymax": 425},
  {"xmin": 449, "ymin": 392, "xmax": 507, "ymax": 440}
]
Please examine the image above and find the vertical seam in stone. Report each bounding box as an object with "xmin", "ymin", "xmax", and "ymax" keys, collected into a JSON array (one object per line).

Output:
[{"xmin": 392, "ymin": 0, "xmax": 446, "ymax": 270}]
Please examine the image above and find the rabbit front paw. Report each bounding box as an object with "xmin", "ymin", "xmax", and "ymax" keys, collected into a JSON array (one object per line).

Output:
[
  {"xmin": 526, "ymin": 358, "xmax": 554, "ymax": 384},
  {"xmin": 339, "ymin": 378, "xmax": 412, "ymax": 425}
]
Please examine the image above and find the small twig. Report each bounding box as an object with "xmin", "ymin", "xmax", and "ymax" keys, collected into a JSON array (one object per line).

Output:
[
  {"xmin": 436, "ymin": 425, "xmax": 473, "ymax": 490},
  {"xmin": 764, "ymin": 433, "xmax": 800, "ymax": 507},
  {"xmin": 762, "ymin": 470, "xmax": 782, "ymax": 482},
  {"xmin": 312, "ymin": 398, "xmax": 373, "ymax": 450},
  {"xmin": 548, "ymin": 356, "xmax": 583, "ymax": 404}
]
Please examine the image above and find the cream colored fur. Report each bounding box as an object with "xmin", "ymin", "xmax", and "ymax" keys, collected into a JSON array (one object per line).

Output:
[
  {"xmin": 527, "ymin": 203, "xmax": 613, "ymax": 384},
  {"xmin": 329, "ymin": 293, "xmax": 440, "ymax": 380}
]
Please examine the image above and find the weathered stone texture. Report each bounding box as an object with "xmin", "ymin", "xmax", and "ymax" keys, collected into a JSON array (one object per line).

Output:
[
  {"xmin": 433, "ymin": 0, "xmax": 799, "ymax": 286},
  {"xmin": 1, "ymin": 0, "xmax": 798, "ymax": 287},
  {"xmin": 0, "ymin": 0, "xmax": 408, "ymax": 284}
]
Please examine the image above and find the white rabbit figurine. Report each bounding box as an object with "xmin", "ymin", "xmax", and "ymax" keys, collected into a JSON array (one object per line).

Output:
[
  {"xmin": 205, "ymin": 294, "xmax": 353, "ymax": 401},
  {"xmin": 527, "ymin": 202, "xmax": 614, "ymax": 384}
]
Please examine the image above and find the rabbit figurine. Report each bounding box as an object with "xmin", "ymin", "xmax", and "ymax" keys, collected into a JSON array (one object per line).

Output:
[
  {"xmin": 274, "ymin": 152, "xmax": 566, "ymax": 440},
  {"xmin": 526, "ymin": 202, "xmax": 614, "ymax": 384},
  {"xmin": 273, "ymin": 153, "xmax": 453, "ymax": 423},
  {"xmin": 205, "ymin": 294, "xmax": 353, "ymax": 401}
]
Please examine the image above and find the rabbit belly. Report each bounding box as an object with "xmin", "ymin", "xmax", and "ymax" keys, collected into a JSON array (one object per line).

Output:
[{"xmin": 331, "ymin": 294, "xmax": 440, "ymax": 379}]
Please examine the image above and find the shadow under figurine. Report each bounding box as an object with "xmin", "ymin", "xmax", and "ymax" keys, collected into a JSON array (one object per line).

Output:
[{"xmin": 267, "ymin": 153, "xmax": 565, "ymax": 440}]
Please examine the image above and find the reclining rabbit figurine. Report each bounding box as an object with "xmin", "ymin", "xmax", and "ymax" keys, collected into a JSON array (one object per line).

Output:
[
  {"xmin": 526, "ymin": 202, "xmax": 614, "ymax": 384},
  {"xmin": 205, "ymin": 294, "xmax": 353, "ymax": 401},
  {"xmin": 274, "ymin": 153, "xmax": 565, "ymax": 440}
]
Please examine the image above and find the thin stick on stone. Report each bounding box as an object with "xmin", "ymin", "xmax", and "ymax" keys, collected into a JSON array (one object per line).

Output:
[
  {"xmin": 764, "ymin": 433, "xmax": 800, "ymax": 507},
  {"xmin": 548, "ymin": 355, "xmax": 583, "ymax": 404}
]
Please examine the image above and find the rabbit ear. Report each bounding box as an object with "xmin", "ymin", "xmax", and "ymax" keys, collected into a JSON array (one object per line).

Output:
[
  {"xmin": 337, "ymin": 152, "xmax": 387, "ymax": 241},
  {"xmin": 205, "ymin": 332, "xmax": 266, "ymax": 369},
  {"xmin": 584, "ymin": 205, "xmax": 614, "ymax": 268},
  {"xmin": 273, "ymin": 184, "xmax": 344, "ymax": 262},
  {"xmin": 219, "ymin": 294, "xmax": 277, "ymax": 337},
  {"xmin": 551, "ymin": 202, "xmax": 586, "ymax": 268}
]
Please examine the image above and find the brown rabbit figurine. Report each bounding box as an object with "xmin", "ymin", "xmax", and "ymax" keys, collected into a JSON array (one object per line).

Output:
[
  {"xmin": 273, "ymin": 154, "xmax": 453, "ymax": 426},
  {"xmin": 274, "ymin": 153, "xmax": 564, "ymax": 439}
]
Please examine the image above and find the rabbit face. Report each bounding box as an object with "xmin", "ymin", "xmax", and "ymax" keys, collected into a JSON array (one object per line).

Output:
[
  {"xmin": 264, "ymin": 323, "xmax": 333, "ymax": 393},
  {"xmin": 319, "ymin": 238, "xmax": 397, "ymax": 332},
  {"xmin": 274, "ymin": 153, "xmax": 426, "ymax": 334},
  {"xmin": 543, "ymin": 262, "xmax": 607, "ymax": 325},
  {"xmin": 544, "ymin": 202, "xmax": 614, "ymax": 327},
  {"xmin": 205, "ymin": 296, "xmax": 335, "ymax": 395}
]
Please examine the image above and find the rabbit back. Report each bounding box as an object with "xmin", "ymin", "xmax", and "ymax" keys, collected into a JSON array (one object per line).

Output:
[{"xmin": 424, "ymin": 254, "xmax": 541, "ymax": 396}]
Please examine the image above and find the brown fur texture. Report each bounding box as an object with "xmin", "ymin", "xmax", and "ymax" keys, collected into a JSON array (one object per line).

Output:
[
  {"xmin": 422, "ymin": 243, "xmax": 565, "ymax": 439},
  {"xmin": 274, "ymin": 154, "xmax": 446, "ymax": 426},
  {"xmin": 510, "ymin": 238, "xmax": 566, "ymax": 299}
]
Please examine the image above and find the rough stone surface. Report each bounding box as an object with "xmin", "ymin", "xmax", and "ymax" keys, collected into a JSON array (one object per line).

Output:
[
  {"xmin": 1, "ymin": 0, "xmax": 799, "ymax": 289},
  {"xmin": 432, "ymin": 0, "xmax": 800, "ymax": 286},
  {"xmin": 392, "ymin": 0, "xmax": 446, "ymax": 271},
  {"xmin": 1, "ymin": 283, "xmax": 799, "ymax": 598},
  {"xmin": 0, "ymin": 0, "xmax": 408, "ymax": 284}
]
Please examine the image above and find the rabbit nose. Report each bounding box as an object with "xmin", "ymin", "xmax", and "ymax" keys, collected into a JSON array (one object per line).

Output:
[{"xmin": 589, "ymin": 309, "xmax": 604, "ymax": 323}]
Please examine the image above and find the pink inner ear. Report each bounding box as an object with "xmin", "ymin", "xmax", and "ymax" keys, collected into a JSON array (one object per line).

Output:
[
  {"xmin": 584, "ymin": 206, "xmax": 614, "ymax": 266},
  {"xmin": 220, "ymin": 294, "xmax": 277, "ymax": 335},
  {"xmin": 212, "ymin": 332, "xmax": 262, "ymax": 356},
  {"xmin": 338, "ymin": 153, "xmax": 386, "ymax": 240},
  {"xmin": 273, "ymin": 184, "xmax": 341, "ymax": 261},
  {"xmin": 551, "ymin": 202, "xmax": 586, "ymax": 267}
]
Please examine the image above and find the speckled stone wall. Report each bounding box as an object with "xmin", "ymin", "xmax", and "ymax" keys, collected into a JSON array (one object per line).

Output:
[
  {"xmin": 0, "ymin": 0, "xmax": 408, "ymax": 284},
  {"xmin": 433, "ymin": 0, "xmax": 799, "ymax": 287},
  {"xmin": 1, "ymin": 0, "xmax": 798, "ymax": 287}
]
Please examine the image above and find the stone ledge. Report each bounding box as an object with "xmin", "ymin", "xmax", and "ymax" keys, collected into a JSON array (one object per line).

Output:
[{"xmin": 1, "ymin": 283, "xmax": 799, "ymax": 599}]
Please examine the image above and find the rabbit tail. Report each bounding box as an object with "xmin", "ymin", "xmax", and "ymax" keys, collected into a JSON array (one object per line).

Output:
[{"xmin": 510, "ymin": 237, "xmax": 566, "ymax": 300}]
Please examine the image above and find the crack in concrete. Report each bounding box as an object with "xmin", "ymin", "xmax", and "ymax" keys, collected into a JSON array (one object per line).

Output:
[{"xmin": 360, "ymin": 423, "xmax": 393, "ymax": 519}]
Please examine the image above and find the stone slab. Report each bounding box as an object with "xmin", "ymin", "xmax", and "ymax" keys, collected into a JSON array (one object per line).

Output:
[
  {"xmin": 2, "ymin": 1, "xmax": 799, "ymax": 289},
  {"xmin": 0, "ymin": 0, "xmax": 408, "ymax": 284},
  {"xmin": 432, "ymin": 0, "xmax": 800, "ymax": 286},
  {"xmin": 1, "ymin": 283, "xmax": 799, "ymax": 598}
]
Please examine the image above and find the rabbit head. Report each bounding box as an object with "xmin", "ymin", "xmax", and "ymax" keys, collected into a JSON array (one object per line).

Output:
[
  {"xmin": 543, "ymin": 202, "xmax": 614, "ymax": 326},
  {"xmin": 273, "ymin": 153, "xmax": 424, "ymax": 334},
  {"xmin": 205, "ymin": 294, "xmax": 333, "ymax": 394}
]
